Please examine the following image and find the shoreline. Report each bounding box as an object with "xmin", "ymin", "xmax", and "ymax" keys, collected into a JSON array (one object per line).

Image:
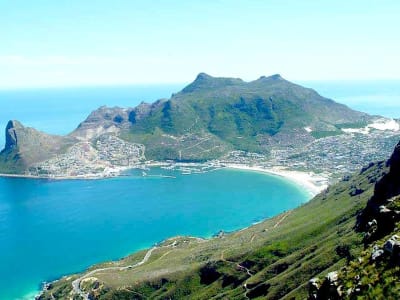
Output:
[
  {"xmin": 26, "ymin": 163, "xmax": 327, "ymax": 300},
  {"xmin": 0, "ymin": 163, "xmax": 329, "ymax": 197},
  {"xmin": 223, "ymin": 164, "xmax": 329, "ymax": 197}
]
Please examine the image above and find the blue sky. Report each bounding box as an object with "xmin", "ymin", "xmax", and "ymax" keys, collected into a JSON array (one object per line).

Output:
[{"xmin": 0, "ymin": 0, "xmax": 399, "ymax": 88}]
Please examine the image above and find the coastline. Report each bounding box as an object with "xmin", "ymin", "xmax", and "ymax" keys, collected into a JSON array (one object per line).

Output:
[
  {"xmin": 26, "ymin": 163, "xmax": 326, "ymax": 300},
  {"xmin": 223, "ymin": 164, "xmax": 329, "ymax": 197},
  {"xmin": 0, "ymin": 163, "xmax": 329, "ymax": 198}
]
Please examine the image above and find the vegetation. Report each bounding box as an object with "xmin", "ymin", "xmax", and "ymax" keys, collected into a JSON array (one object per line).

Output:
[
  {"xmin": 0, "ymin": 74, "xmax": 372, "ymax": 171},
  {"xmin": 121, "ymin": 73, "xmax": 370, "ymax": 160},
  {"xmin": 0, "ymin": 148, "xmax": 25, "ymax": 174},
  {"xmin": 39, "ymin": 158, "xmax": 388, "ymax": 299}
]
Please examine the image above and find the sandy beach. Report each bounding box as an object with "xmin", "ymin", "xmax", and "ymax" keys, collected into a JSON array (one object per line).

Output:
[{"xmin": 224, "ymin": 164, "xmax": 329, "ymax": 197}]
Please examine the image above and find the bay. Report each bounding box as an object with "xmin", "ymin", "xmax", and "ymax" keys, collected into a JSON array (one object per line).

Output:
[{"xmin": 0, "ymin": 168, "xmax": 308, "ymax": 300}]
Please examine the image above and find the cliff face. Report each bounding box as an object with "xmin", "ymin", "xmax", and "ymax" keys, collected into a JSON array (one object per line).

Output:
[
  {"xmin": 5, "ymin": 120, "xmax": 19, "ymax": 150},
  {"xmin": 372, "ymin": 141, "xmax": 400, "ymax": 203},
  {"xmin": 0, "ymin": 120, "xmax": 76, "ymax": 173},
  {"xmin": 356, "ymin": 141, "xmax": 400, "ymax": 241},
  {"xmin": 71, "ymin": 106, "xmax": 133, "ymax": 141}
]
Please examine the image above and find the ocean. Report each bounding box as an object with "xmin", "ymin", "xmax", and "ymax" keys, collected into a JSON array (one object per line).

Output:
[
  {"xmin": 298, "ymin": 80, "xmax": 400, "ymax": 119},
  {"xmin": 0, "ymin": 80, "xmax": 399, "ymax": 299},
  {"xmin": 0, "ymin": 168, "xmax": 308, "ymax": 300}
]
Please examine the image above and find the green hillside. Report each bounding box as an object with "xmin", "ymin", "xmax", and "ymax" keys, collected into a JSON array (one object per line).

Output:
[{"xmin": 121, "ymin": 73, "xmax": 369, "ymax": 160}]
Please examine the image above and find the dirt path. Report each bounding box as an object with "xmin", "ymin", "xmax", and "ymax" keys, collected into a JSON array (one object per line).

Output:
[
  {"xmin": 273, "ymin": 210, "xmax": 292, "ymax": 228},
  {"xmin": 72, "ymin": 247, "xmax": 157, "ymax": 299}
]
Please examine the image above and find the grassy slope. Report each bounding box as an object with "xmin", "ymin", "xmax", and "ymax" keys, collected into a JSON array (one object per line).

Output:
[
  {"xmin": 0, "ymin": 148, "xmax": 25, "ymax": 174},
  {"xmin": 40, "ymin": 161, "xmax": 387, "ymax": 300}
]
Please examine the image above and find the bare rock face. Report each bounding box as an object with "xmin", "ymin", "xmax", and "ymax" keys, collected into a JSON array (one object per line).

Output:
[
  {"xmin": 372, "ymin": 141, "xmax": 400, "ymax": 203},
  {"xmin": 5, "ymin": 120, "xmax": 20, "ymax": 150},
  {"xmin": 357, "ymin": 141, "xmax": 400, "ymax": 241},
  {"xmin": 71, "ymin": 106, "xmax": 133, "ymax": 141}
]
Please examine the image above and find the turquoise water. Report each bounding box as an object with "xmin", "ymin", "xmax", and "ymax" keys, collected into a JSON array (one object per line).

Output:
[{"xmin": 0, "ymin": 168, "xmax": 308, "ymax": 300}]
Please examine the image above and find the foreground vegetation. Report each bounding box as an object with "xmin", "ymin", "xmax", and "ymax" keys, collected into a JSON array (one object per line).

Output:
[{"xmin": 39, "ymin": 155, "xmax": 388, "ymax": 299}]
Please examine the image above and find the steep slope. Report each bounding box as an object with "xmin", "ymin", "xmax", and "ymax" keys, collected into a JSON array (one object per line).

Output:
[
  {"xmin": 71, "ymin": 106, "xmax": 132, "ymax": 141},
  {"xmin": 309, "ymin": 141, "xmax": 400, "ymax": 299},
  {"xmin": 38, "ymin": 148, "xmax": 389, "ymax": 299},
  {"xmin": 0, "ymin": 120, "xmax": 76, "ymax": 173}
]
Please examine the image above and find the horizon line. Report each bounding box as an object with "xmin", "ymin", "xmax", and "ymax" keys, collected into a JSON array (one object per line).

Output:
[{"xmin": 1, "ymin": 77, "xmax": 400, "ymax": 91}]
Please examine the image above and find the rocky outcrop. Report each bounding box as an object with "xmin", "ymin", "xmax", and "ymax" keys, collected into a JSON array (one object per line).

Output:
[
  {"xmin": 71, "ymin": 106, "xmax": 133, "ymax": 141},
  {"xmin": 356, "ymin": 141, "xmax": 400, "ymax": 241},
  {"xmin": 308, "ymin": 272, "xmax": 342, "ymax": 300},
  {"xmin": 0, "ymin": 120, "xmax": 77, "ymax": 172},
  {"xmin": 309, "ymin": 141, "xmax": 400, "ymax": 299},
  {"xmin": 5, "ymin": 120, "xmax": 20, "ymax": 150}
]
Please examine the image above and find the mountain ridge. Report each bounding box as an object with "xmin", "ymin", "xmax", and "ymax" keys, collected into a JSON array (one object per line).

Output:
[{"xmin": 0, "ymin": 73, "xmax": 382, "ymax": 175}]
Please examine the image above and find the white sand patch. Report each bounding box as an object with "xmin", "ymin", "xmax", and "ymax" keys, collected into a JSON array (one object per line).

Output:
[
  {"xmin": 225, "ymin": 164, "xmax": 329, "ymax": 197},
  {"xmin": 342, "ymin": 128, "xmax": 370, "ymax": 134},
  {"xmin": 368, "ymin": 118, "xmax": 399, "ymax": 131},
  {"xmin": 342, "ymin": 118, "xmax": 400, "ymax": 135},
  {"xmin": 304, "ymin": 126, "xmax": 312, "ymax": 132}
]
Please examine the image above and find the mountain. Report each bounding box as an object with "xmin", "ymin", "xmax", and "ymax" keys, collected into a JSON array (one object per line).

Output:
[
  {"xmin": 0, "ymin": 120, "xmax": 76, "ymax": 173},
  {"xmin": 0, "ymin": 73, "xmax": 372, "ymax": 174},
  {"xmin": 37, "ymin": 141, "xmax": 400, "ymax": 299},
  {"xmin": 121, "ymin": 73, "xmax": 369, "ymax": 159}
]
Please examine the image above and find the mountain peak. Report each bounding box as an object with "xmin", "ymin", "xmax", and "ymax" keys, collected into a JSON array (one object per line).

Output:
[
  {"xmin": 195, "ymin": 72, "xmax": 213, "ymax": 81},
  {"xmin": 255, "ymin": 74, "xmax": 284, "ymax": 82},
  {"xmin": 5, "ymin": 120, "xmax": 23, "ymax": 150},
  {"xmin": 180, "ymin": 73, "xmax": 244, "ymax": 94}
]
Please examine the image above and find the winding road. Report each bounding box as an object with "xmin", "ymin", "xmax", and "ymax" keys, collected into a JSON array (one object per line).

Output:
[
  {"xmin": 70, "ymin": 210, "xmax": 292, "ymax": 299},
  {"xmin": 72, "ymin": 247, "xmax": 157, "ymax": 299}
]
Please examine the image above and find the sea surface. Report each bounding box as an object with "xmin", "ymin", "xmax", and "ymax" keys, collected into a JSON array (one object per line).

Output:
[
  {"xmin": 0, "ymin": 80, "xmax": 399, "ymax": 299},
  {"xmin": 0, "ymin": 168, "xmax": 309, "ymax": 300},
  {"xmin": 298, "ymin": 80, "xmax": 400, "ymax": 119}
]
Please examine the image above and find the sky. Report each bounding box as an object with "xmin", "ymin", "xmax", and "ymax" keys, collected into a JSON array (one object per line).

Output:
[{"xmin": 0, "ymin": 0, "xmax": 399, "ymax": 88}]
